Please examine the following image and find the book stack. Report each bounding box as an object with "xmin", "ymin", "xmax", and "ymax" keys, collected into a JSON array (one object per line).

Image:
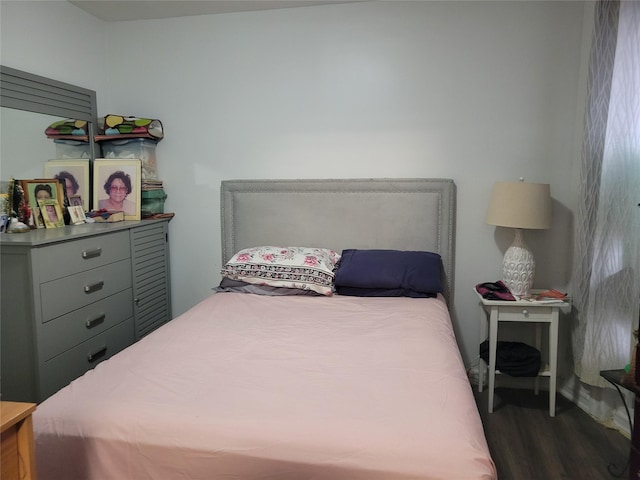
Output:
[
  {"xmin": 141, "ymin": 179, "xmax": 167, "ymax": 216},
  {"xmin": 142, "ymin": 179, "xmax": 163, "ymax": 192}
]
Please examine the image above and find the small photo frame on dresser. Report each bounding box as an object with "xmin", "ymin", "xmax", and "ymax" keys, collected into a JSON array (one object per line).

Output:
[
  {"xmin": 20, "ymin": 179, "xmax": 66, "ymax": 227},
  {"xmin": 93, "ymin": 159, "xmax": 141, "ymax": 221},
  {"xmin": 31, "ymin": 207, "xmax": 45, "ymax": 229},
  {"xmin": 38, "ymin": 198, "xmax": 65, "ymax": 228},
  {"xmin": 68, "ymin": 205, "xmax": 86, "ymax": 225},
  {"xmin": 69, "ymin": 195, "xmax": 83, "ymax": 208}
]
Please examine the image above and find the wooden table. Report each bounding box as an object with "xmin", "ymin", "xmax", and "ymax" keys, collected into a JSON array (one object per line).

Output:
[{"xmin": 1, "ymin": 401, "xmax": 37, "ymax": 480}]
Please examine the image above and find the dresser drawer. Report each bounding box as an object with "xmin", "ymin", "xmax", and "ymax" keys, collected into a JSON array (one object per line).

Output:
[
  {"xmin": 496, "ymin": 305, "xmax": 553, "ymax": 321},
  {"xmin": 40, "ymin": 259, "xmax": 132, "ymax": 322},
  {"xmin": 40, "ymin": 317, "xmax": 134, "ymax": 399},
  {"xmin": 40, "ymin": 289, "xmax": 133, "ymax": 361},
  {"xmin": 37, "ymin": 231, "xmax": 130, "ymax": 283}
]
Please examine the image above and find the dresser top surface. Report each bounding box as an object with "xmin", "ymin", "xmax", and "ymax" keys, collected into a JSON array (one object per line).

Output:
[{"xmin": 1, "ymin": 218, "xmax": 170, "ymax": 247}]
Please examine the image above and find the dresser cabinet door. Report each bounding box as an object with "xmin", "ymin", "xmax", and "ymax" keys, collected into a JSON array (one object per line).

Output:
[{"xmin": 131, "ymin": 222, "xmax": 172, "ymax": 339}]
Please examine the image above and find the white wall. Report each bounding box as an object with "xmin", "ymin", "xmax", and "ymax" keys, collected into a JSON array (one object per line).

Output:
[
  {"xmin": 0, "ymin": 1, "xmax": 108, "ymax": 110},
  {"xmin": 1, "ymin": 1, "xmax": 590, "ymax": 366},
  {"xmin": 0, "ymin": 0, "xmax": 109, "ymax": 180},
  {"xmin": 104, "ymin": 1, "xmax": 588, "ymax": 364}
]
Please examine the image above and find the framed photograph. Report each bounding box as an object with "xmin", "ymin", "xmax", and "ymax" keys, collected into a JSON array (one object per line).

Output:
[
  {"xmin": 69, "ymin": 195, "xmax": 83, "ymax": 207},
  {"xmin": 20, "ymin": 179, "xmax": 65, "ymax": 215},
  {"xmin": 38, "ymin": 198, "xmax": 65, "ymax": 228},
  {"xmin": 44, "ymin": 159, "xmax": 90, "ymax": 211},
  {"xmin": 68, "ymin": 205, "xmax": 86, "ymax": 225},
  {"xmin": 31, "ymin": 206, "xmax": 45, "ymax": 229},
  {"xmin": 93, "ymin": 159, "xmax": 141, "ymax": 221}
]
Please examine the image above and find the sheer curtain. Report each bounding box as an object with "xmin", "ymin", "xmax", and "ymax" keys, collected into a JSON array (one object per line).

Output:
[{"xmin": 572, "ymin": 0, "xmax": 640, "ymax": 391}]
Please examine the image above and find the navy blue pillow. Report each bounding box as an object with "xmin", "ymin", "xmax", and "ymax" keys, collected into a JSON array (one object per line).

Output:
[
  {"xmin": 335, "ymin": 286, "xmax": 437, "ymax": 298},
  {"xmin": 334, "ymin": 249, "xmax": 443, "ymax": 296}
]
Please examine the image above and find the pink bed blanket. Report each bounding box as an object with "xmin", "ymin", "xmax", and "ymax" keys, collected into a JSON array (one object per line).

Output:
[{"xmin": 34, "ymin": 293, "xmax": 496, "ymax": 479}]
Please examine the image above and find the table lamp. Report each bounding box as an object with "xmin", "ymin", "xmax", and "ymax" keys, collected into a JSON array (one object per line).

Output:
[{"xmin": 486, "ymin": 179, "xmax": 552, "ymax": 297}]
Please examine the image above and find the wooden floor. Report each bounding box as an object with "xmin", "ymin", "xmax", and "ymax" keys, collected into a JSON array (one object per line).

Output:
[{"xmin": 474, "ymin": 387, "xmax": 631, "ymax": 480}]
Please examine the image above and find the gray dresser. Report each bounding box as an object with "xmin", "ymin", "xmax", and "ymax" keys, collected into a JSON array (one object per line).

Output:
[{"xmin": 1, "ymin": 218, "xmax": 172, "ymax": 403}]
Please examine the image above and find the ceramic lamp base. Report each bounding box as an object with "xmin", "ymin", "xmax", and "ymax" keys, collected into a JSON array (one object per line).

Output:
[{"xmin": 502, "ymin": 228, "xmax": 535, "ymax": 297}]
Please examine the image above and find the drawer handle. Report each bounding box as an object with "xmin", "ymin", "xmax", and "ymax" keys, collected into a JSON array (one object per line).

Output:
[
  {"xmin": 84, "ymin": 281, "xmax": 104, "ymax": 294},
  {"xmin": 87, "ymin": 345, "xmax": 107, "ymax": 362},
  {"xmin": 85, "ymin": 314, "xmax": 106, "ymax": 329},
  {"xmin": 522, "ymin": 309, "xmax": 529, "ymax": 316},
  {"xmin": 82, "ymin": 248, "xmax": 102, "ymax": 259}
]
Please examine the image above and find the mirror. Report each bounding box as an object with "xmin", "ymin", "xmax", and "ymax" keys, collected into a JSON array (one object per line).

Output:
[
  {"xmin": 0, "ymin": 65, "xmax": 98, "ymax": 173},
  {"xmin": 1, "ymin": 107, "xmax": 68, "ymax": 180},
  {"xmin": 0, "ymin": 65, "xmax": 98, "ymax": 213},
  {"xmin": 0, "ymin": 66, "xmax": 97, "ymax": 119}
]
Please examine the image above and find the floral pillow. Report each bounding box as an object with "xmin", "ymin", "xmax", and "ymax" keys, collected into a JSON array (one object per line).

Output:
[{"xmin": 221, "ymin": 246, "xmax": 341, "ymax": 296}]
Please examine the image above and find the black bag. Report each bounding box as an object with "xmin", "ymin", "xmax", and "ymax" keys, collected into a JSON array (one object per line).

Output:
[{"xmin": 479, "ymin": 340, "xmax": 541, "ymax": 377}]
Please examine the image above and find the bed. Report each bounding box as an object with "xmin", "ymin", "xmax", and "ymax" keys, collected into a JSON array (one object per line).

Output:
[{"xmin": 33, "ymin": 178, "xmax": 497, "ymax": 480}]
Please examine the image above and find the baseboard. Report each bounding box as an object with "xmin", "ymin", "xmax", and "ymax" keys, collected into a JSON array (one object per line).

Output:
[
  {"xmin": 469, "ymin": 365, "xmax": 633, "ymax": 438},
  {"xmin": 558, "ymin": 374, "xmax": 632, "ymax": 438}
]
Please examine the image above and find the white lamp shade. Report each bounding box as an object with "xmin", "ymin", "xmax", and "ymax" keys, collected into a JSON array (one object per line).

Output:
[{"xmin": 486, "ymin": 181, "xmax": 552, "ymax": 230}]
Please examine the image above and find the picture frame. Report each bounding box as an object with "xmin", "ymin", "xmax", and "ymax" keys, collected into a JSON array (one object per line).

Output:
[
  {"xmin": 44, "ymin": 159, "xmax": 90, "ymax": 211},
  {"xmin": 31, "ymin": 206, "xmax": 44, "ymax": 229},
  {"xmin": 93, "ymin": 159, "xmax": 141, "ymax": 221},
  {"xmin": 67, "ymin": 205, "xmax": 86, "ymax": 225},
  {"xmin": 69, "ymin": 195, "xmax": 83, "ymax": 207},
  {"xmin": 20, "ymin": 179, "xmax": 66, "ymax": 215},
  {"xmin": 38, "ymin": 198, "xmax": 65, "ymax": 228}
]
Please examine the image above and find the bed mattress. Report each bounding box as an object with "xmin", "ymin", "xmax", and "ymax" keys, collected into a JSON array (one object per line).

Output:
[{"xmin": 34, "ymin": 292, "xmax": 496, "ymax": 479}]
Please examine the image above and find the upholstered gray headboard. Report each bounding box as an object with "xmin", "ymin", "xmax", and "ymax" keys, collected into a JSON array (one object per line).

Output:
[{"xmin": 220, "ymin": 178, "xmax": 456, "ymax": 302}]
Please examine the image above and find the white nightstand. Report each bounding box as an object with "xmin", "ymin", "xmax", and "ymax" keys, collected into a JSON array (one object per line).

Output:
[{"xmin": 476, "ymin": 289, "xmax": 570, "ymax": 417}]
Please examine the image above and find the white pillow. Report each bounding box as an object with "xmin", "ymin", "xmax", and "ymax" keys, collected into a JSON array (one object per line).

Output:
[{"xmin": 221, "ymin": 246, "xmax": 340, "ymax": 296}]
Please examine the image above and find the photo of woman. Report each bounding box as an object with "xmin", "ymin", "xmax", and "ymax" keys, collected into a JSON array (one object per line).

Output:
[
  {"xmin": 23, "ymin": 180, "xmax": 62, "ymax": 211},
  {"xmin": 45, "ymin": 204, "xmax": 59, "ymax": 222},
  {"xmin": 55, "ymin": 170, "xmax": 80, "ymax": 198},
  {"xmin": 99, "ymin": 171, "xmax": 136, "ymax": 215},
  {"xmin": 34, "ymin": 183, "xmax": 53, "ymax": 201},
  {"xmin": 93, "ymin": 159, "xmax": 141, "ymax": 220},
  {"xmin": 44, "ymin": 160, "xmax": 90, "ymax": 210}
]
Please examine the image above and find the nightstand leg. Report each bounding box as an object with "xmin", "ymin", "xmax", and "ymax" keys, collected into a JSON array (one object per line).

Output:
[
  {"xmin": 479, "ymin": 306, "xmax": 487, "ymax": 392},
  {"xmin": 488, "ymin": 307, "xmax": 498, "ymax": 413},
  {"xmin": 549, "ymin": 310, "xmax": 559, "ymax": 417},
  {"xmin": 534, "ymin": 323, "xmax": 542, "ymax": 395}
]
